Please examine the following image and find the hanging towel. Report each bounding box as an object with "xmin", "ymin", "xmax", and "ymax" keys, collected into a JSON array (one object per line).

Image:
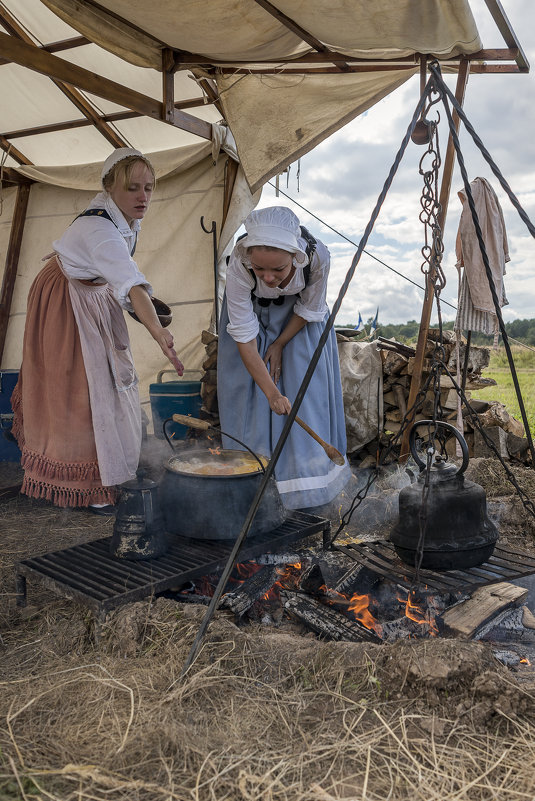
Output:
[{"xmin": 454, "ymin": 177, "xmax": 510, "ymax": 337}]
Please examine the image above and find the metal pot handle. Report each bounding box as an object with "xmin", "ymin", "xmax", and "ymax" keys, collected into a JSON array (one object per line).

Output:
[
  {"xmin": 409, "ymin": 420, "xmax": 469, "ymax": 476},
  {"xmin": 162, "ymin": 417, "xmax": 266, "ymax": 475},
  {"xmin": 218, "ymin": 429, "xmax": 267, "ymax": 475}
]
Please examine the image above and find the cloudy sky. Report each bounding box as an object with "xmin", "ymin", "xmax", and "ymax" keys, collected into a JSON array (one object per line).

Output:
[{"xmin": 254, "ymin": 0, "xmax": 535, "ymax": 328}]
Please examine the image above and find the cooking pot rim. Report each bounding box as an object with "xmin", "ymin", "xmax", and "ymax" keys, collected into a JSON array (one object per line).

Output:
[{"xmin": 164, "ymin": 448, "xmax": 269, "ymax": 478}]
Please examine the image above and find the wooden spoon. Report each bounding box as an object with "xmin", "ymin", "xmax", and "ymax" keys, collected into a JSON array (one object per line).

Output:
[
  {"xmin": 294, "ymin": 416, "xmax": 346, "ymax": 466},
  {"xmin": 172, "ymin": 413, "xmax": 346, "ymax": 466}
]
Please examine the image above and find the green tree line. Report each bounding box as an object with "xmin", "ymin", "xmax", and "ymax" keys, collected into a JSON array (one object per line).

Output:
[{"xmin": 338, "ymin": 317, "xmax": 535, "ymax": 346}]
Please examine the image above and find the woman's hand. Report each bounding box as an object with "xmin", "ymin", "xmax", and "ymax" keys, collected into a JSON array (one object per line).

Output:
[
  {"xmin": 129, "ymin": 285, "xmax": 184, "ymax": 375},
  {"xmin": 268, "ymin": 390, "xmax": 291, "ymax": 415},
  {"xmin": 264, "ymin": 340, "xmax": 283, "ymax": 383},
  {"xmin": 154, "ymin": 328, "xmax": 184, "ymax": 376}
]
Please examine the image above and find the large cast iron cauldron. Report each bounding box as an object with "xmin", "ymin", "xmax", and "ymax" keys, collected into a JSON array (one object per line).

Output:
[
  {"xmin": 160, "ymin": 448, "xmax": 287, "ymax": 540},
  {"xmin": 390, "ymin": 421, "xmax": 498, "ymax": 570}
]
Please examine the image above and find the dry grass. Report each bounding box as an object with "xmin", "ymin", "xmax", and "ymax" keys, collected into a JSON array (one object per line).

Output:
[
  {"xmin": 1, "ymin": 598, "xmax": 535, "ymax": 801},
  {"xmin": 3, "ymin": 458, "xmax": 535, "ymax": 800}
]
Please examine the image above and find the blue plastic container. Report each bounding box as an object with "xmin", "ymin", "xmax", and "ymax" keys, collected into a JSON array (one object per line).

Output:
[
  {"xmin": 0, "ymin": 369, "xmax": 22, "ymax": 462},
  {"xmin": 149, "ymin": 370, "xmax": 202, "ymax": 440}
]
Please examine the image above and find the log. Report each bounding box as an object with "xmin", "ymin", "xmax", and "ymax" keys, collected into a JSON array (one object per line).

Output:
[
  {"xmin": 281, "ymin": 591, "xmax": 381, "ymax": 642},
  {"xmin": 333, "ymin": 562, "xmax": 381, "ymax": 596},
  {"xmin": 440, "ymin": 582, "xmax": 528, "ymax": 639},
  {"xmin": 221, "ymin": 565, "xmax": 280, "ymax": 616},
  {"xmin": 383, "ymin": 351, "xmax": 409, "ymax": 376}
]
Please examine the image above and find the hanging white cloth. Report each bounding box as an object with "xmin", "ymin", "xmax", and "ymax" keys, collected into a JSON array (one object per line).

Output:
[{"xmin": 454, "ymin": 177, "xmax": 510, "ymax": 340}]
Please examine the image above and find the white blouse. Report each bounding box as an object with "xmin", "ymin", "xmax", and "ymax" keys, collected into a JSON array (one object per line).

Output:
[
  {"xmin": 225, "ymin": 236, "xmax": 330, "ymax": 343},
  {"xmin": 53, "ymin": 191, "xmax": 152, "ymax": 310}
]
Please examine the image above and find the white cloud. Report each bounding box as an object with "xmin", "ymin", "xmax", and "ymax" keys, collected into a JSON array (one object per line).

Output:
[{"xmin": 256, "ymin": 0, "xmax": 535, "ymax": 328}]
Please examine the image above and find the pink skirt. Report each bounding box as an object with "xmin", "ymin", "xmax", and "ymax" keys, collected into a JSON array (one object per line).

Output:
[{"xmin": 12, "ymin": 258, "xmax": 118, "ymax": 507}]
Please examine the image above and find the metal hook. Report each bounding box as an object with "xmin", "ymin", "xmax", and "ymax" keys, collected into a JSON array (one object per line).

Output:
[
  {"xmin": 200, "ymin": 216, "xmax": 219, "ymax": 332},
  {"xmin": 200, "ymin": 216, "xmax": 216, "ymax": 235}
]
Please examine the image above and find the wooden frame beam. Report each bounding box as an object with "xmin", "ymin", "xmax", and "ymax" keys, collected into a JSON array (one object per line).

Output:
[
  {"xmin": 0, "ymin": 135, "xmax": 32, "ymax": 166},
  {"xmin": 0, "ymin": 167, "xmax": 33, "ymax": 186},
  {"xmin": 251, "ymin": 0, "xmax": 350, "ymax": 72},
  {"xmin": 173, "ymin": 48, "xmax": 520, "ymax": 68},
  {"xmin": 482, "ymin": 0, "xmax": 529, "ymax": 72},
  {"xmin": 0, "ymin": 182, "xmax": 31, "ymax": 363},
  {"xmin": 0, "ymin": 31, "xmax": 212, "ymax": 140},
  {"xmin": 1, "ymin": 98, "xmax": 211, "ymax": 140},
  {"xmin": 0, "ymin": 6, "xmax": 127, "ymax": 149}
]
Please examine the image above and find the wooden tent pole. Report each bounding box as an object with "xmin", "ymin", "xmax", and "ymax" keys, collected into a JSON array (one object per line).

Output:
[
  {"xmin": 0, "ymin": 181, "xmax": 31, "ymax": 364},
  {"xmin": 222, "ymin": 157, "xmax": 239, "ymax": 229},
  {"xmin": 400, "ymin": 58, "xmax": 470, "ymax": 460}
]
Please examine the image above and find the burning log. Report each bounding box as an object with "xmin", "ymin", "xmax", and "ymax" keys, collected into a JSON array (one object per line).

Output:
[
  {"xmin": 281, "ymin": 591, "xmax": 381, "ymax": 642},
  {"xmin": 334, "ymin": 563, "xmax": 382, "ymax": 597},
  {"xmin": 474, "ymin": 606, "xmax": 535, "ymax": 643},
  {"xmin": 221, "ymin": 565, "xmax": 282, "ymax": 616},
  {"xmin": 256, "ymin": 551, "xmax": 305, "ymax": 565}
]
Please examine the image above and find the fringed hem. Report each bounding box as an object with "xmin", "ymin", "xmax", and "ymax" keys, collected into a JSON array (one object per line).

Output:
[
  {"xmin": 20, "ymin": 475, "xmax": 118, "ymax": 509},
  {"xmin": 20, "ymin": 447, "xmax": 101, "ymax": 483}
]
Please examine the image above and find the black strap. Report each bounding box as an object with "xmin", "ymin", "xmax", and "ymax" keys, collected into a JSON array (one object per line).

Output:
[
  {"xmin": 241, "ymin": 224, "xmax": 317, "ymax": 304},
  {"xmin": 75, "ymin": 208, "xmax": 138, "ymax": 256}
]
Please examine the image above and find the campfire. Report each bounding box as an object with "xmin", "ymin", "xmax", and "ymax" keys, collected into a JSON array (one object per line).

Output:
[{"xmin": 169, "ymin": 538, "xmax": 535, "ymax": 656}]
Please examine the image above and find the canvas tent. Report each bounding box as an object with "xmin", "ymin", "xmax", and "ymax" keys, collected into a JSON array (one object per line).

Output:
[{"xmin": 0, "ymin": 0, "xmax": 529, "ymax": 410}]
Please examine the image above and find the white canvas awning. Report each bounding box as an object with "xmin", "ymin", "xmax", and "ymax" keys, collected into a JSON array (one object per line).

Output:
[{"xmin": 1, "ymin": 0, "xmax": 499, "ymax": 188}]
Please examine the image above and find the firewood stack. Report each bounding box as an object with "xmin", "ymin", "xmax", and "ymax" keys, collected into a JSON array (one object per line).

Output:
[
  {"xmin": 343, "ymin": 329, "xmax": 529, "ymax": 465},
  {"xmin": 199, "ymin": 330, "xmax": 219, "ymax": 426}
]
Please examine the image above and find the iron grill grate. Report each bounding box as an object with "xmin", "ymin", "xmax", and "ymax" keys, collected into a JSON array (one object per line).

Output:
[
  {"xmin": 16, "ymin": 512, "xmax": 329, "ymax": 616},
  {"xmin": 333, "ymin": 540, "xmax": 535, "ymax": 593}
]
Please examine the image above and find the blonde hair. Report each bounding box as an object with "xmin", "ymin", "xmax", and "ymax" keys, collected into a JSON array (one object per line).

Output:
[
  {"xmin": 247, "ymin": 245, "xmax": 291, "ymax": 256},
  {"xmin": 102, "ymin": 156, "xmax": 156, "ymax": 192}
]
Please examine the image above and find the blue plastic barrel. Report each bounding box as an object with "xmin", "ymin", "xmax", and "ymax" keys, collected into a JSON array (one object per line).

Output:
[
  {"xmin": 0, "ymin": 369, "xmax": 22, "ymax": 462},
  {"xmin": 149, "ymin": 370, "xmax": 202, "ymax": 440}
]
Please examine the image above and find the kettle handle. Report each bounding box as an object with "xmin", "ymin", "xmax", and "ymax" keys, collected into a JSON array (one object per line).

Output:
[{"xmin": 409, "ymin": 420, "xmax": 469, "ymax": 476}]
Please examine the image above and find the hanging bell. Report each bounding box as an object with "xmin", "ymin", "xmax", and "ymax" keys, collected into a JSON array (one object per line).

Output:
[
  {"xmin": 110, "ymin": 469, "xmax": 168, "ymax": 560},
  {"xmin": 390, "ymin": 421, "xmax": 498, "ymax": 570}
]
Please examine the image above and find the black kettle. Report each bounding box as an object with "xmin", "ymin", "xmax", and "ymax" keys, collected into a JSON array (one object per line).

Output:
[
  {"xmin": 390, "ymin": 421, "xmax": 498, "ymax": 570},
  {"xmin": 110, "ymin": 469, "xmax": 168, "ymax": 560}
]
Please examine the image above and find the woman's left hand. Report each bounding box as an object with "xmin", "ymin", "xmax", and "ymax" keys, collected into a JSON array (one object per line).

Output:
[
  {"xmin": 156, "ymin": 328, "xmax": 184, "ymax": 376},
  {"xmin": 264, "ymin": 341, "xmax": 283, "ymax": 383}
]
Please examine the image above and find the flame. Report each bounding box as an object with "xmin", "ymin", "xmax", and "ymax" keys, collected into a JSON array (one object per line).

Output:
[
  {"xmin": 208, "ymin": 445, "xmax": 222, "ymax": 456},
  {"xmin": 348, "ymin": 592, "xmax": 382, "ymax": 634},
  {"xmin": 520, "ymin": 657, "xmax": 531, "ymax": 665},
  {"xmin": 316, "ymin": 584, "xmax": 382, "ymax": 635},
  {"xmin": 263, "ymin": 562, "xmax": 302, "ymax": 600},
  {"xmin": 399, "ymin": 590, "xmax": 438, "ymax": 636}
]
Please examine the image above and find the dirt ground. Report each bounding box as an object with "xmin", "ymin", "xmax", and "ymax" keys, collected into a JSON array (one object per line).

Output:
[{"xmin": 2, "ymin": 450, "xmax": 535, "ymax": 800}]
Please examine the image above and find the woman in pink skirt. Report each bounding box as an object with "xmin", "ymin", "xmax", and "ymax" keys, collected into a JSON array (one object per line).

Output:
[{"xmin": 12, "ymin": 148, "xmax": 183, "ymax": 514}]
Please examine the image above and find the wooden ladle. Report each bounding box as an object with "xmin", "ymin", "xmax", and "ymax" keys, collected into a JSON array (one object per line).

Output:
[
  {"xmin": 171, "ymin": 413, "xmax": 345, "ymax": 466},
  {"xmin": 294, "ymin": 416, "xmax": 345, "ymax": 466}
]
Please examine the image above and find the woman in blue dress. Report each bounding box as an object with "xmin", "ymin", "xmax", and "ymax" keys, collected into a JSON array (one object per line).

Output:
[{"xmin": 217, "ymin": 206, "xmax": 351, "ymax": 510}]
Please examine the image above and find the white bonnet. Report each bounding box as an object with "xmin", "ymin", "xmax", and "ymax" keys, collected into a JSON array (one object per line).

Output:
[
  {"xmin": 101, "ymin": 147, "xmax": 152, "ymax": 184},
  {"xmin": 237, "ymin": 206, "xmax": 308, "ymax": 264}
]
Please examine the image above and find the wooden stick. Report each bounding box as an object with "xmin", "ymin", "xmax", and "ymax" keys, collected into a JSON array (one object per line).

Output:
[
  {"xmin": 172, "ymin": 413, "xmax": 211, "ymax": 430},
  {"xmin": 294, "ymin": 416, "xmax": 345, "ymax": 466}
]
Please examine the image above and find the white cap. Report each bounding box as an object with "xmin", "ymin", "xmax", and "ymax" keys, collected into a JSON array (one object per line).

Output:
[
  {"xmin": 237, "ymin": 206, "xmax": 308, "ymax": 264},
  {"xmin": 101, "ymin": 147, "xmax": 150, "ymax": 184}
]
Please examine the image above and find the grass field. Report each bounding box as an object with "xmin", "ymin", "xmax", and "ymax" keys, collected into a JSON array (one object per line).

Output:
[{"xmin": 470, "ymin": 345, "xmax": 535, "ymax": 438}]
